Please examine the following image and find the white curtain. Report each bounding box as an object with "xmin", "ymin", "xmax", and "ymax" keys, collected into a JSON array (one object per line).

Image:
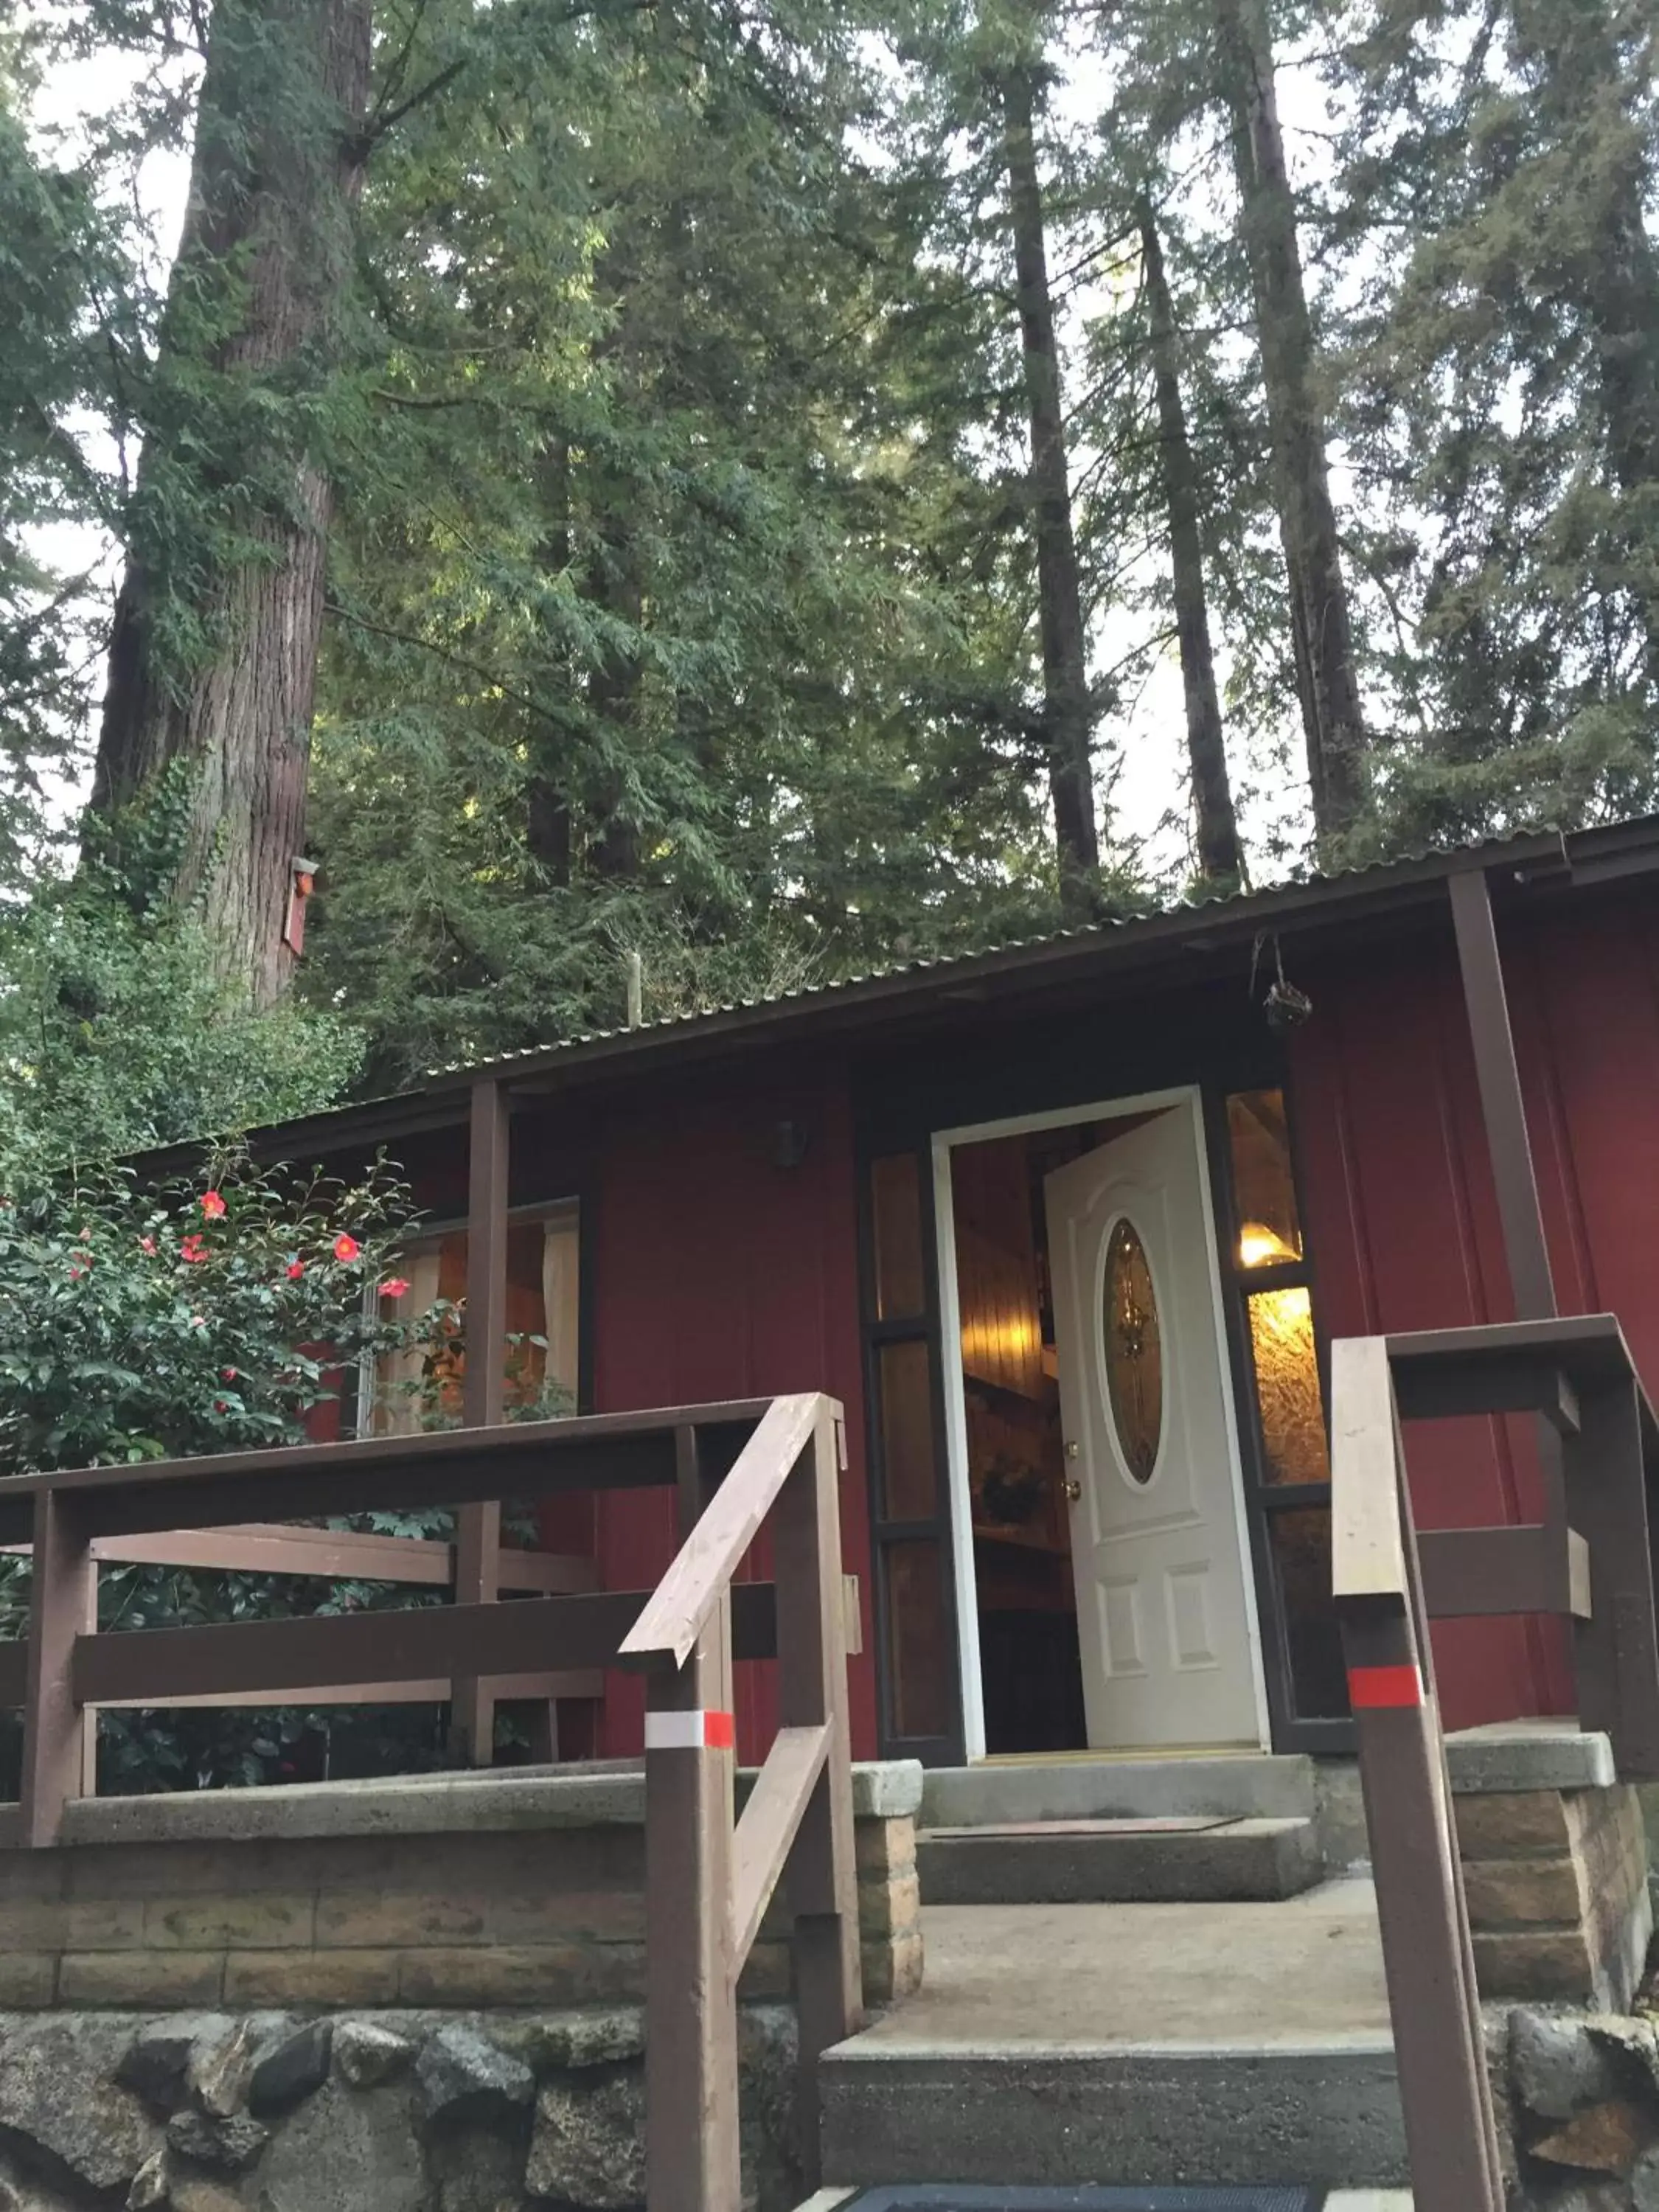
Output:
[{"xmin": 372, "ymin": 1246, "xmax": 445, "ymax": 1436}]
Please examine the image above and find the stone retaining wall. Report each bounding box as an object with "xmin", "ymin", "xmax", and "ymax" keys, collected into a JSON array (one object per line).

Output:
[
  {"xmin": 1445, "ymin": 1727, "xmax": 1653, "ymax": 2011},
  {"xmin": 0, "ymin": 2003, "xmax": 801, "ymax": 2212},
  {"xmin": 0, "ymin": 1761, "xmax": 923, "ymax": 2017}
]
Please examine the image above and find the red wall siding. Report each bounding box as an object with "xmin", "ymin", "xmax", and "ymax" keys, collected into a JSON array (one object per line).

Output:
[
  {"xmin": 585, "ymin": 1063, "xmax": 877, "ymax": 1762},
  {"xmin": 1291, "ymin": 888, "xmax": 1659, "ymax": 1728}
]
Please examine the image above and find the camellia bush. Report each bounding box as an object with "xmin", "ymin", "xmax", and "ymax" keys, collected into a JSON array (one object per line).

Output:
[
  {"xmin": 0, "ymin": 1152, "xmax": 476, "ymax": 1791},
  {"xmin": 0, "ymin": 1157, "xmax": 422, "ymax": 1475}
]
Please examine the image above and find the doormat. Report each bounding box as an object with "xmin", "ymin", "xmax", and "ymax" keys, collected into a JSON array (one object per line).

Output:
[
  {"xmin": 923, "ymin": 1817, "xmax": 1242, "ymax": 1840},
  {"xmin": 837, "ymin": 2189, "xmax": 1319, "ymax": 2210}
]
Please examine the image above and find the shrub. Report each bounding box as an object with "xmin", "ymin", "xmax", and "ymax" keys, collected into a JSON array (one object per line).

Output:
[{"xmin": 0, "ymin": 1151, "xmax": 478, "ymax": 1790}]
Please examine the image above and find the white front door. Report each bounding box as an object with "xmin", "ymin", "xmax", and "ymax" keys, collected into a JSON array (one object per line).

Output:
[{"xmin": 1043, "ymin": 1105, "xmax": 1261, "ymax": 1749}]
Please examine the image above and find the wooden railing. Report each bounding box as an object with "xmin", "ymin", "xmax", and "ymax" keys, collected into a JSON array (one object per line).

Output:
[
  {"xmin": 1332, "ymin": 1312, "xmax": 1659, "ymax": 2212},
  {"xmin": 0, "ymin": 1388, "xmax": 858, "ymax": 2208}
]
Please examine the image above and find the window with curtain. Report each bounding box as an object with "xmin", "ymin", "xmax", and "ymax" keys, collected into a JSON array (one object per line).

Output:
[{"xmin": 363, "ymin": 1204, "xmax": 580, "ymax": 1436}]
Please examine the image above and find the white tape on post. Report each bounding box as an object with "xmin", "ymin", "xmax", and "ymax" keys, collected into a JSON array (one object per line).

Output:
[{"xmin": 644, "ymin": 1709, "xmax": 735, "ymax": 1751}]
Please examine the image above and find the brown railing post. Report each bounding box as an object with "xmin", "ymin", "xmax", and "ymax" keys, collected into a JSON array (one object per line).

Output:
[
  {"xmin": 644, "ymin": 1624, "xmax": 740, "ymax": 2212},
  {"xmin": 451, "ymin": 1076, "xmax": 509, "ymax": 1764},
  {"xmin": 21, "ymin": 1492, "xmax": 94, "ymax": 1846},
  {"xmin": 1565, "ymin": 1373, "xmax": 1659, "ymax": 1775},
  {"xmin": 1332, "ymin": 1337, "xmax": 1504, "ymax": 2212},
  {"xmin": 773, "ymin": 1405, "xmax": 860, "ymax": 2180}
]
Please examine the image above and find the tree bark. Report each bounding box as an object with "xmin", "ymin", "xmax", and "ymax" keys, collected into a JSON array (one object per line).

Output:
[
  {"xmin": 527, "ymin": 434, "xmax": 574, "ymax": 886},
  {"xmin": 1138, "ymin": 201, "xmax": 1244, "ymax": 886},
  {"xmin": 89, "ymin": 0, "xmax": 374, "ymax": 1007},
  {"xmin": 1218, "ymin": 0, "xmax": 1368, "ymax": 849},
  {"xmin": 1000, "ymin": 59, "xmax": 1100, "ymax": 916}
]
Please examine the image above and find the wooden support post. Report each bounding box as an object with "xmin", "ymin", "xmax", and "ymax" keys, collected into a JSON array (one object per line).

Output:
[
  {"xmin": 21, "ymin": 1492, "xmax": 94, "ymax": 1847},
  {"xmin": 644, "ymin": 1630, "xmax": 739, "ymax": 2212},
  {"xmin": 773, "ymin": 1408, "xmax": 860, "ymax": 2183},
  {"xmin": 451, "ymin": 1077, "xmax": 509, "ymax": 1765},
  {"xmin": 1448, "ymin": 868, "xmax": 1556, "ymax": 1324},
  {"xmin": 1565, "ymin": 1377, "xmax": 1659, "ymax": 1775}
]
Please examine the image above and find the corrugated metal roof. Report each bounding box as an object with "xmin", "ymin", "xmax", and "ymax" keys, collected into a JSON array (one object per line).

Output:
[
  {"xmin": 414, "ymin": 824, "xmax": 1558, "ymax": 1079},
  {"xmin": 136, "ymin": 811, "xmax": 1658, "ymax": 1170}
]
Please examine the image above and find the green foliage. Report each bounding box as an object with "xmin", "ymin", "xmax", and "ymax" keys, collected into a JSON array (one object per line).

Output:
[
  {"xmin": 0, "ymin": 1147, "xmax": 477, "ymax": 1787},
  {"xmin": 0, "ymin": 769, "xmax": 364, "ymax": 1172},
  {"xmin": 0, "ymin": 1153, "xmax": 414, "ymax": 1472}
]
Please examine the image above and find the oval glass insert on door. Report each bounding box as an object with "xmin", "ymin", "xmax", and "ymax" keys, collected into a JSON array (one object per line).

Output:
[{"xmin": 1101, "ymin": 1216, "xmax": 1163, "ymax": 1484}]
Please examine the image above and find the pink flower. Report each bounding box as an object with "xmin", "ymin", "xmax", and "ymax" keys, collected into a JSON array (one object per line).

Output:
[
  {"xmin": 285, "ymin": 1259, "xmax": 305, "ymax": 1281},
  {"xmin": 200, "ymin": 1191, "xmax": 226, "ymax": 1220},
  {"xmin": 189, "ymin": 1314, "xmax": 206, "ymax": 1329},
  {"xmin": 333, "ymin": 1234, "xmax": 361, "ymax": 1264},
  {"xmin": 179, "ymin": 1234, "xmax": 208, "ymax": 1265},
  {"xmin": 380, "ymin": 1277, "xmax": 411, "ymax": 1300},
  {"xmin": 139, "ymin": 1236, "xmax": 157, "ymax": 1256},
  {"xmin": 68, "ymin": 1264, "xmax": 86, "ymax": 1281}
]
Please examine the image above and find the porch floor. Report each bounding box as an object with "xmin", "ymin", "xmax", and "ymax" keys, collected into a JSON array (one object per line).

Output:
[{"xmin": 844, "ymin": 1877, "xmax": 1391, "ymax": 2053}]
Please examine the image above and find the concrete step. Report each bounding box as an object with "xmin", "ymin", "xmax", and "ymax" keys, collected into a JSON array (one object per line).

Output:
[
  {"xmin": 819, "ymin": 1885, "xmax": 1405, "ymax": 2192},
  {"xmin": 917, "ymin": 1815, "xmax": 1324, "ymax": 1905},
  {"xmin": 919, "ymin": 1755, "xmax": 1315, "ymax": 1832}
]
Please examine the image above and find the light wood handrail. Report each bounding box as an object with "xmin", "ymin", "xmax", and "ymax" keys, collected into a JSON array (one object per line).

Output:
[
  {"xmin": 1329, "ymin": 1312, "xmax": 1659, "ymax": 2210},
  {"xmin": 619, "ymin": 1393, "xmax": 828, "ymax": 1671}
]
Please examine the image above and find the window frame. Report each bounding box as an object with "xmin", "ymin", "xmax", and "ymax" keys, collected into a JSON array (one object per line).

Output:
[
  {"xmin": 1205, "ymin": 1083, "xmax": 1352, "ymax": 1753},
  {"xmin": 355, "ymin": 1197, "xmax": 582, "ymax": 1440}
]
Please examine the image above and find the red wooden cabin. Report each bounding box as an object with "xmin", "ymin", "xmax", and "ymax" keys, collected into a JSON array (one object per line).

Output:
[{"xmin": 211, "ymin": 815, "xmax": 1659, "ymax": 1773}]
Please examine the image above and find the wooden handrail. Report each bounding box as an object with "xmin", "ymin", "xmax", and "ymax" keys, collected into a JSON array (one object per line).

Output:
[
  {"xmin": 0, "ymin": 1387, "xmax": 861, "ymax": 2209},
  {"xmin": 642, "ymin": 1391, "xmax": 858, "ymax": 2210},
  {"xmin": 0, "ymin": 1525, "xmax": 597, "ymax": 1593},
  {"xmin": 619, "ymin": 1394, "xmax": 824, "ymax": 1671},
  {"xmin": 1331, "ymin": 1332, "xmax": 1505, "ymax": 2212},
  {"xmin": 1332, "ymin": 1313, "xmax": 1659, "ymax": 2210}
]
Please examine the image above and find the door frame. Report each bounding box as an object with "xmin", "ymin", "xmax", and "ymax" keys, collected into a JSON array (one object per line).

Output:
[{"xmin": 931, "ymin": 1083, "xmax": 1273, "ymax": 1762}]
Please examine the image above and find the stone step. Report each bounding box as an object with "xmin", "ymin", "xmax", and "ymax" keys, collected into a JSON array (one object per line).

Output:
[
  {"xmin": 819, "ymin": 1884, "xmax": 1405, "ymax": 2193},
  {"xmin": 916, "ymin": 1815, "xmax": 1324, "ymax": 1905},
  {"xmin": 819, "ymin": 2045, "xmax": 1406, "ymax": 2192},
  {"xmin": 919, "ymin": 1755, "xmax": 1315, "ymax": 1832}
]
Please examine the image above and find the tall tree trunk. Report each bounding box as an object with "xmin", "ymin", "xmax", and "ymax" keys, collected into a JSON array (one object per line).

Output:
[
  {"xmin": 527, "ymin": 434, "xmax": 574, "ymax": 886},
  {"xmin": 999, "ymin": 58, "xmax": 1100, "ymax": 917},
  {"xmin": 586, "ymin": 546, "xmax": 644, "ymax": 884},
  {"xmin": 1217, "ymin": 0, "xmax": 1368, "ymax": 849},
  {"xmin": 1138, "ymin": 201, "xmax": 1245, "ymax": 886},
  {"xmin": 89, "ymin": 0, "xmax": 374, "ymax": 1007}
]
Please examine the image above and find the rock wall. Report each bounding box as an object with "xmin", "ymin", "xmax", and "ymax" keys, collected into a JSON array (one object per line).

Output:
[
  {"xmin": 1503, "ymin": 2004, "xmax": 1659, "ymax": 2208},
  {"xmin": 0, "ymin": 2006, "xmax": 801, "ymax": 2212}
]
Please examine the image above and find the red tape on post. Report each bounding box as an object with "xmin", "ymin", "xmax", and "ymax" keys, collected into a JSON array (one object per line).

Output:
[
  {"xmin": 1347, "ymin": 1663, "xmax": 1425, "ymax": 1711},
  {"xmin": 644, "ymin": 1708, "xmax": 736, "ymax": 1751}
]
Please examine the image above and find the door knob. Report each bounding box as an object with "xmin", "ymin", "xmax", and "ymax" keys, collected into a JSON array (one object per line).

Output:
[{"xmin": 1062, "ymin": 1477, "xmax": 1082, "ymax": 1503}]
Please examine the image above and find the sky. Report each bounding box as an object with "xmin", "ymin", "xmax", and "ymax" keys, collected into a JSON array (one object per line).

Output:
[{"xmin": 28, "ymin": 12, "xmax": 1340, "ymax": 887}]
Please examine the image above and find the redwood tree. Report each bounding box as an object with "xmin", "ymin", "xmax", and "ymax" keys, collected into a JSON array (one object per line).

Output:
[
  {"xmin": 999, "ymin": 52, "xmax": 1101, "ymax": 917},
  {"xmin": 1138, "ymin": 199, "xmax": 1243, "ymax": 885},
  {"xmin": 89, "ymin": 0, "xmax": 375, "ymax": 1007},
  {"xmin": 1217, "ymin": 0, "xmax": 1367, "ymax": 849}
]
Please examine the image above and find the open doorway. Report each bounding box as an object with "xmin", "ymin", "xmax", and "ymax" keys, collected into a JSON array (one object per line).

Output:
[{"xmin": 939, "ymin": 1091, "xmax": 1267, "ymax": 1759}]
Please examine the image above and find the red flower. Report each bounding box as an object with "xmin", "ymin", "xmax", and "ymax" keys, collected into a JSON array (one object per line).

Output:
[
  {"xmin": 139, "ymin": 1236, "xmax": 157, "ymax": 1256},
  {"xmin": 380, "ymin": 1277, "xmax": 411, "ymax": 1300},
  {"xmin": 285, "ymin": 1259, "xmax": 305, "ymax": 1281},
  {"xmin": 212, "ymin": 1398, "xmax": 228, "ymax": 1414},
  {"xmin": 68, "ymin": 1264, "xmax": 86, "ymax": 1281},
  {"xmin": 333, "ymin": 1234, "xmax": 361, "ymax": 1264},
  {"xmin": 200, "ymin": 1191, "xmax": 226, "ymax": 1220},
  {"xmin": 221, "ymin": 1367, "xmax": 238, "ymax": 1382},
  {"xmin": 179, "ymin": 1234, "xmax": 208, "ymax": 1265}
]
